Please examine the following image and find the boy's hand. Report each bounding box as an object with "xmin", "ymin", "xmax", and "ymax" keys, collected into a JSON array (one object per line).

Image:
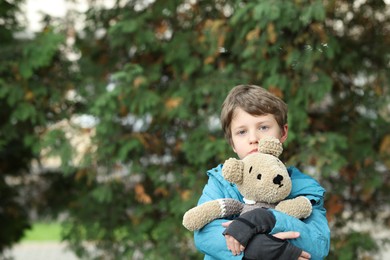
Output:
[
  {"xmin": 225, "ymin": 233, "xmax": 245, "ymax": 255},
  {"xmin": 273, "ymin": 232, "xmax": 311, "ymax": 259},
  {"xmin": 222, "ymin": 221, "xmax": 244, "ymax": 255},
  {"xmin": 222, "ymin": 221, "xmax": 311, "ymax": 259}
]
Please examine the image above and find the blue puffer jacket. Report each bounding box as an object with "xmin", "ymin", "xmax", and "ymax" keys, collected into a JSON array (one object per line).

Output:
[{"xmin": 194, "ymin": 164, "xmax": 330, "ymax": 260}]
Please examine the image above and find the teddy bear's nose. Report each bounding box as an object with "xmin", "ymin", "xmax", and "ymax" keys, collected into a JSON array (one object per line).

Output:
[{"xmin": 273, "ymin": 174, "xmax": 283, "ymax": 185}]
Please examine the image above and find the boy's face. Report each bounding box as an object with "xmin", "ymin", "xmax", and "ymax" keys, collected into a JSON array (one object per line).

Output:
[{"xmin": 230, "ymin": 107, "xmax": 288, "ymax": 159}]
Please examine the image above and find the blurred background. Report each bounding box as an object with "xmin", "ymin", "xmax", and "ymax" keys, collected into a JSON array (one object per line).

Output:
[{"xmin": 1, "ymin": 0, "xmax": 390, "ymax": 259}]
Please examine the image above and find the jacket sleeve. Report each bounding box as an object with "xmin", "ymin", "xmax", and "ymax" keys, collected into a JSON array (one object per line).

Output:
[
  {"xmin": 269, "ymin": 196, "xmax": 330, "ymax": 260},
  {"xmin": 195, "ymin": 219, "xmax": 243, "ymax": 259},
  {"xmin": 193, "ymin": 168, "xmax": 243, "ymax": 259}
]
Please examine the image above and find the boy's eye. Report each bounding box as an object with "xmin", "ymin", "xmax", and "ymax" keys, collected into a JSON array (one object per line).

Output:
[
  {"xmin": 237, "ymin": 130, "xmax": 246, "ymax": 135},
  {"xmin": 259, "ymin": 126, "xmax": 269, "ymax": 131}
]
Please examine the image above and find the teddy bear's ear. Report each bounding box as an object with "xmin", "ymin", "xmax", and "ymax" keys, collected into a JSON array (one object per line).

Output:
[
  {"xmin": 258, "ymin": 136, "xmax": 283, "ymax": 157},
  {"xmin": 222, "ymin": 158, "xmax": 244, "ymax": 184}
]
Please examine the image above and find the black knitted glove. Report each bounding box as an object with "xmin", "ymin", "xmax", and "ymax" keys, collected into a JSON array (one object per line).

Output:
[
  {"xmin": 223, "ymin": 208, "xmax": 276, "ymax": 247},
  {"xmin": 243, "ymin": 234, "xmax": 302, "ymax": 260}
]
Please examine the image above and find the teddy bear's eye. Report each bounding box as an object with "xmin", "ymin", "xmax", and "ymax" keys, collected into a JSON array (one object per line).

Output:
[
  {"xmin": 249, "ymin": 166, "xmax": 252, "ymax": 173},
  {"xmin": 257, "ymin": 174, "xmax": 262, "ymax": 180}
]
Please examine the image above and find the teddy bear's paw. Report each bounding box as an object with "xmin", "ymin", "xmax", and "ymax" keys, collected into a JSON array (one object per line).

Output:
[
  {"xmin": 275, "ymin": 196, "xmax": 312, "ymax": 219},
  {"xmin": 182, "ymin": 200, "xmax": 226, "ymax": 231},
  {"xmin": 182, "ymin": 199, "xmax": 244, "ymax": 231}
]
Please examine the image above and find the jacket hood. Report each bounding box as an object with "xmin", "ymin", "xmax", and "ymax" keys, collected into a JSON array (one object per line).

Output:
[
  {"xmin": 206, "ymin": 164, "xmax": 243, "ymax": 201},
  {"xmin": 287, "ymin": 166, "xmax": 326, "ymax": 200}
]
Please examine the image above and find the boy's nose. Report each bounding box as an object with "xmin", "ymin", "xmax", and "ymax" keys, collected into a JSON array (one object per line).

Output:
[{"xmin": 249, "ymin": 132, "xmax": 259, "ymax": 144}]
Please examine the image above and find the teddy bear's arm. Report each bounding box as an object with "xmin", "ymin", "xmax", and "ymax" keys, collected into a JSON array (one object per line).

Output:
[
  {"xmin": 182, "ymin": 198, "xmax": 243, "ymax": 231},
  {"xmin": 274, "ymin": 196, "xmax": 312, "ymax": 219}
]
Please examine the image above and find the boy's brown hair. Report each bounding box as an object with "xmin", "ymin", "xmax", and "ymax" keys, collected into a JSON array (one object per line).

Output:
[{"xmin": 220, "ymin": 85, "xmax": 288, "ymax": 145}]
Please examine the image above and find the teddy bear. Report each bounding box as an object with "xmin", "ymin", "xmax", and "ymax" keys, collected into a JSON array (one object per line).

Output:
[{"xmin": 182, "ymin": 136, "xmax": 312, "ymax": 232}]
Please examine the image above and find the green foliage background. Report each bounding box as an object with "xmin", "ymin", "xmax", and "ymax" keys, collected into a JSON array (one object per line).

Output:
[{"xmin": 1, "ymin": 0, "xmax": 390, "ymax": 259}]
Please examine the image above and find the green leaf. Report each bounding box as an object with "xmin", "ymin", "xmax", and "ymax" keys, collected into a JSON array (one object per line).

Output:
[
  {"xmin": 253, "ymin": 2, "xmax": 280, "ymax": 22},
  {"xmin": 12, "ymin": 102, "xmax": 36, "ymax": 122},
  {"xmin": 230, "ymin": 4, "xmax": 254, "ymax": 25},
  {"xmin": 91, "ymin": 185, "xmax": 113, "ymax": 203},
  {"xmin": 20, "ymin": 30, "xmax": 64, "ymax": 79},
  {"xmin": 312, "ymin": 1, "xmax": 326, "ymax": 21}
]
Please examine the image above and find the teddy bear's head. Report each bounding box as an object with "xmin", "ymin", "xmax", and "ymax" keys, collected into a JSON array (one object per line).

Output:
[{"xmin": 222, "ymin": 137, "xmax": 291, "ymax": 204}]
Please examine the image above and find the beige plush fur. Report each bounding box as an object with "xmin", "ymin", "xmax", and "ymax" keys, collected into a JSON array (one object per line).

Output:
[{"xmin": 182, "ymin": 137, "xmax": 312, "ymax": 232}]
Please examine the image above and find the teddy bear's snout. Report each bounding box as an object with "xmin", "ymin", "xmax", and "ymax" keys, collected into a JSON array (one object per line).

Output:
[{"xmin": 273, "ymin": 174, "xmax": 284, "ymax": 187}]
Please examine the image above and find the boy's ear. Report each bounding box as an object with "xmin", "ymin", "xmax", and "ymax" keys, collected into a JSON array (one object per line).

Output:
[{"xmin": 280, "ymin": 124, "xmax": 288, "ymax": 143}]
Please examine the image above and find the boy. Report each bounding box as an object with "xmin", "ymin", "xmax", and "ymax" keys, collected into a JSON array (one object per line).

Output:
[{"xmin": 194, "ymin": 85, "xmax": 330, "ymax": 259}]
